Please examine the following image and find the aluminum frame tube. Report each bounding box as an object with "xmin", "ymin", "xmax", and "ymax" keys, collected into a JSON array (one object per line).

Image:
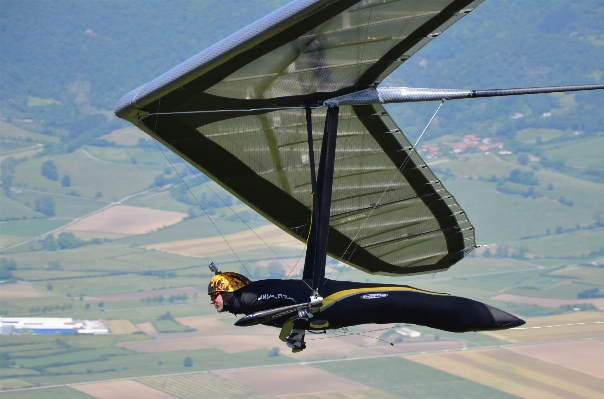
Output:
[{"xmin": 324, "ymin": 84, "xmax": 604, "ymax": 106}]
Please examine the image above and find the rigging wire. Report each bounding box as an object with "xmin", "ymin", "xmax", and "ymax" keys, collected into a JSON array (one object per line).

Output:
[
  {"xmin": 150, "ymin": 99, "xmax": 254, "ymax": 279},
  {"xmin": 327, "ymin": 99, "xmax": 447, "ymax": 282},
  {"xmin": 146, "ymin": 105, "xmax": 323, "ymax": 117},
  {"xmin": 306, "ymin": 325, "xmax": 398, "ymax": 345},
  {"xmin": 174, "ymin": 153, "xmax": 300, "ymax": 279}
]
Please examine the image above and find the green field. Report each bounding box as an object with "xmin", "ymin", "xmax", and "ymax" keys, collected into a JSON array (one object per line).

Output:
[
  {"xmin": 0, "ymin": 387, "xmax": 94, "ymax": 399},
  {"xmin": 443, "ymin": 173, "xmax": 604, "ymax": 243},
  {"xmin": 513, "ymin": 228, "xmax": 604, "ymax": 258},
  {"xmin": 10, "ymin": 191, "xmax": 107, "ymax": 219},
  {"xmin": 0, "ymin": 193, "xmax": 44, "ymax": 220},
  {"xmin": 6, "ymin": 348, "xmax": 295, "ymax": 387},
  {"xmin": 151, "ymin": 319, "xmax": 195, "ymax": 333},
  {"xmin": 28, "ymin": 274, "xmax": 204, "ymax": 297},
  {"xmin": 548, "ymin": 264, "xmax": 604, "ymax": 286},
  {"xmin": 315, "ymin": 357, "xmax": 519, "ymax": 399},
  {"xmin": 14, "ymin": 347, "xmax": 133, "ymax": 369},
  {"xmin": 0, "ymin": 121, "xmax": 60, "ymax": 144},
  {"xmin": 82, "ymin": 145, "xmax": 167, "ymax": 166},
  {"xmin": 505, "ymin": 280, "xmax": 600, "ymax": 300},
  {"xmin": 0, "ymin": 219, "xmax": 69, "ymax": 237},
  {"xmin": 12, "ymin": 151, "xmax": 162, "ymax": 201},
  {"xmin": 541, "ymin": 133, "xmax": 604, "ymax": 168},
  {"xmin": 5, "ymin": 243, "xmax": 200, "ymax": 273},
  {"xmin": 0, "ymin": 295, "xmax": 89, "ymax": 318},
  {"xmin": 0, "ymin": 138, "xmax": 39, "ymax": 154},
  {"xmin": 515, "ymin": 128, "xmax": 567, "ymax": 144}
]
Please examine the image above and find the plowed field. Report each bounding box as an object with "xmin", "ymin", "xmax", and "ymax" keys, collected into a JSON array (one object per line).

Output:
[
  {"xmin": 145, "ymin": 224, "xmax": 303, "ymax": 258},
  {"xmin": 71, "ymin": 380, "xmax": 177, "ymax": 399},
  {"xmin": 0, "ymin": 283, "xmax": 51, "ymax": 299},
  {"xmin": 66, "ymin": 205, "xmax": 186, "ymax": 235},
  {"xmin": 408, "ymin": 348, "xmax": 604, "ymax": 399}
]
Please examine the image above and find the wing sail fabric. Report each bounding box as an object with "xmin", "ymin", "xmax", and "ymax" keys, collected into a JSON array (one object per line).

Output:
[
  {"xmin": 116, "ymin": 0, "xmax": 482, "ymax": 274},
  {"xmin": 140, "ymin": 105, "xmax": 475, "ymax": 275}
]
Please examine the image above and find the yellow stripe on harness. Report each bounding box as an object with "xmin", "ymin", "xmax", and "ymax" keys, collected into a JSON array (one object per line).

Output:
[
  {"xmin": 310, "ymin": 320, "xmax": 329, "ymax": 328},
  {"xmin": 320, "ymin": 286, "xmax": 449, "ymax": 311}
]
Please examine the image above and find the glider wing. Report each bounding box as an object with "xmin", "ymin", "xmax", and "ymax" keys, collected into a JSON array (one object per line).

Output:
[{"xmin": 115, "ymin": 0, "xmax": 481, "ymax": 274}]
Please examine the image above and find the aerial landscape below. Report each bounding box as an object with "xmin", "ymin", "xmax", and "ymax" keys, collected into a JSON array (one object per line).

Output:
[{"xmin": 1, "ymin": 0, "xmax": 603, "ymax": 398}]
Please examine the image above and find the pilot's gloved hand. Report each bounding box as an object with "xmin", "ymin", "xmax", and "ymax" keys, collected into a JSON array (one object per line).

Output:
[
  {"xmin": 286, "ymin": 329, "xmax": 304, "ymax": 342},
  {"xmin": 286, "ymin": 329, "xmax": 306, "ymax": 352}
]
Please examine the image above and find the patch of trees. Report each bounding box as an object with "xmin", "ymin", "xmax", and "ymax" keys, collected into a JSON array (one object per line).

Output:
[
  {"xmin": 0, "ymin": 258, "xmax": 17, "ymax": 280},
  {"xmin": 40, "ymin": 159, "xmax": 71, "ymax": 187},
  {"xmin": 41, "ymin": 160, "xmax": 59, "ymax": 181},
  {"xmin": 29, "ymin": 303, "xmax": 73, "ymax": 314},
  {"xmin": 479, "ymin": 169, "xmax": 539, "ymax": 186},
  {"xmin": 35, "ymin": 195, "xmax": 56, "ymax": 216},
  {"xmin": 508, "ymin": 169, "xmax": 539, "ymax": 186},
  {"xmin": 588, "ymin": 247, "xmax": 604, "ymax": 258},
  {"xmin": 140, "ymin": 270, "xmax": 176, "ymax": 278},
  {"xmin": 482, "ymin": 246, "xmax": 528, "ymax": 259},
  {"xmin": 1, "ymin": 157, "xmax": 18, "ymax": 194},
  {"xmin": 540, "ymin": 157, "xmax": 604, "ymax": 184},
  {"xmin": 141, "ymin": 295, "xmax": 165, "ymax": 304},
  {"xmin": 481, "ymin": 169, "xmax": 577, "ymax": 206},
  {"xmin": 0, "ymin": 353, "xmax": 13, "ymax": 368},
  {"xmin": 577, "ymin": 288, "xmax": 604, "ymax": 299},
  {"xmin": 169, "ymin": 293, "xmax": 188, "ymax": 303},
  {"xmin": 169, "ymin": 179, "xmax": 232, "ymax": 210},
  {"xmin": 158, "ymin": 311, "xmax": 173, "ymax": 320},
  {"xmin": 42, "ymin": 232, "xmax": 104, "ymax": 251}
]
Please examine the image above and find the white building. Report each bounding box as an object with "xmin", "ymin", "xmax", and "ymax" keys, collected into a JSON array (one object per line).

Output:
[
  {"xmin": 0, "ymin": 317, "xmax": 109, "ymax": 335},
  {"xmin": 396, "ymin": 327, "xmax": 421, "ymax": 338}
]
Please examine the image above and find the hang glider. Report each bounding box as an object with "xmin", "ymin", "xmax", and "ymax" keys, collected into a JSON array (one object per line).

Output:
[{"xmin": 115, "ymin": 0, "xmax": 604, "ymax": 286}]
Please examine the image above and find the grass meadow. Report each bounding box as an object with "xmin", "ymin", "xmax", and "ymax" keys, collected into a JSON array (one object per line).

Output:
[
  {"xmin": 0, "ymin": 219, "xmax": 69, "ymax": 237},
  {"xmin": 541, "ymin": 132, "xmax": 604, "ymax": 168},
  {"xmin": 515, "ymin": 228, "xmax": 604, "ymax": 258},
  {"xmin": 0, "ymin": 121, "xmax": 60, "ymax": 144},
  {"xmin": 0, "ymin": 387, "xmax": 94, "ymax": 399},
  {"xmin": 315, "ymin": 357, "xmax": 519, "ymax": 399},
  {"xmin": 0, "ymin": 194, "xmax": 45, "ymax": 220},
  {"xmin": 10, "ymin": 191, "xmax": 107, "ymax": 219},
  {"xmin": 12, "ymin": 151, "xmax": 162, "ymax": 200}
]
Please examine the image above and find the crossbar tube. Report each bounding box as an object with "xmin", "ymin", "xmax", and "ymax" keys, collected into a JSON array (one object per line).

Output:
[{"xmin": 324, "ymin": 84, "xmax": 604, "ymax": 106}]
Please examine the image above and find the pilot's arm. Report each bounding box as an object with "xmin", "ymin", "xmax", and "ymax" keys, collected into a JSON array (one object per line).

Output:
[{"xmin": 246, "ymin": 286, "xmax": 309, "ymax": 314}]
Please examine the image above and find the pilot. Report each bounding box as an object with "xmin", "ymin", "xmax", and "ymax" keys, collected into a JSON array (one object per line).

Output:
[
  {"xmin": 208, "ymin": 265, "xmax": 525, "ymax": 353},
  {"xmin": 208, "ymin": 270, "xmax": 309, "ymax": 350}
]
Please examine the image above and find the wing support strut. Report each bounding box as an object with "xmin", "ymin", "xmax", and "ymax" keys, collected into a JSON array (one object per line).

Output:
[{"xmin": 303, "ymin": 106, "xmax": 339, "ymax": 297}]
